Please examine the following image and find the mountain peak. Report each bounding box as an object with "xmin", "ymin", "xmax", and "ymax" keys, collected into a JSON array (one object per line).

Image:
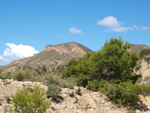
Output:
[{"xmin": 44, "ymin": 42, "xmax": 91, "ymax": 55}]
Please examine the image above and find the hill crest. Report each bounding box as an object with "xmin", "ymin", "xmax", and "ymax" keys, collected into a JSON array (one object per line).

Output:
[
  {"xmin": 0, "ymin": 42, "xmax": 92, "ymax": 73},
  {"xmin": 44, "ymin": 42, "xmax": 90, "ymax": 55},
  {"xmin": 128, "ymin": 44, "xmax": 150, "ymax": 52}
]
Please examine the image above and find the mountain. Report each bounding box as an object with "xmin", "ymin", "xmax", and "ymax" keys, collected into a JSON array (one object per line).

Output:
[
  {"xmin": 0, "ymin": 42, "xmax": 92, "ymax": 73},
  {"xmin": 1, "ymin": 42, "xmax": 149, "ymax": 73},
  {"xmin": 128, "ymin": 44, "xmax": 150, "ymax": 52}
]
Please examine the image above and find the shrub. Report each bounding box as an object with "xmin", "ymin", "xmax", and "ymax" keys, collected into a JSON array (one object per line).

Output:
[
  {"xmin": 43, "ymin": 73, "xmax": 77, "ymax": 89},
  {"xmin": 11, "ymin": 84, "xmax": 50, "ymax": 113},
  {"xmin": 127, "ymin": 108, "xmax": 136, "ymax": 113},
  {"xmin": 135, "ymin": 64, "xmax": 141, "ymax": 71},
  {"xmin": 144, "ymin": 56, "xmax": 150, "ymax": 63},
  {"xmin": 0, "ymin": 74, "xmax": 12, "ymax": 80},
  {"xmin": 42, "ymin": 65, "xmax": 47, "ymax": 73},
  {"xmin": 12, "ymin": 69, "xmax": 37, "ymax": 81},
  {"xmin": 88, "ymin": 80, "xmax": 99, "ymax": 91},
  {"xmin": 75, "ymin": 87, "xmax": 81, "ymax": 95},
  {"xmin": 14, "ymin": 72, "xmax": 24, "ymax": 81},
  {"xmin": 57, "ymin": 77, "xmax": 77, "ymax": 89},
  {"xmin": 98, "ymin": 80, "xmax": 150, "ymax": 106},
  {"xmin": 47, "ymin": 84, "xmax": 61, "ymax": 99},
  {"xmin": 23, "ymin": 70, "xmax": 34, "ymax": 81},
  {"xmin": 139, "ymin": 48, "xmax": 150, "ymax": 58}
]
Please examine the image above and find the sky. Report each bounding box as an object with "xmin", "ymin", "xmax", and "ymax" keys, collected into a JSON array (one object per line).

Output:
[{"xmin": 0, "ymin": 0, "xmax": 150, "ymax": 65}]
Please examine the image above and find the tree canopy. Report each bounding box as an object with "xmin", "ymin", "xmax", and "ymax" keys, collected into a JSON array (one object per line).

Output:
[{"xmin": 62, "ymin": 38, "xmax": 140, "ymax": 86}]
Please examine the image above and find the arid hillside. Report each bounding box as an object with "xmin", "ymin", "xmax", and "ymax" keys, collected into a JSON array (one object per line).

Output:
[
  {"xmin": 135, "ymin": 56, "xmax": 150, "ymax": 84},
  {"xmin": 0, "ymin": 42, "xmax": 92, "ymax": 73},
  {"xmin": 128, "ymin": 44, "xmax": 150, "ymax": 52},
  {"xmin": 0, "ymin": 79, "xmax": 150, "ymax": 113}
]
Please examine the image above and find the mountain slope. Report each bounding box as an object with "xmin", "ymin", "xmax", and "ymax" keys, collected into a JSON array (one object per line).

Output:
[
  {"xmin": 0, "ymin": 42, "xmax": 92, "ymax": 73},
  {"xmin": 128, "ymin": 44, "xmax": 150, "ymax": 52}
]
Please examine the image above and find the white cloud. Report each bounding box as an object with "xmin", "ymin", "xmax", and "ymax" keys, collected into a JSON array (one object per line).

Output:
[
  {"xmin": 133, "ymin": 25, "xmax": 140, "ymax": 30},
  {"xmin": 3, "ymin": 43, "xmax": 39, "ymax": 59},
  {"xmin": 97, "ymin": 16, "xmax": 148, "ymax": 32},
  {"xmin": 97, "ymin": 16, "xmax": 131, "ymax": 32},
  {"xmin": 111, "ymin": 27, "xmax": 133, "ymax": 32},
  {"xmin": 0, "ymin": 56, "xmax": 9, "ymax": 64},
  {"xmin": 97, "ymin": 16, "xmax": 121, "ymax": 28},
  {"xmin": 141, "ymin": 26, "xmax": 148, "ymax": 30},
  {"xmin": 133, "ymin": 25, "xmax": 148, "ymax": 30},
  {"xmin": 69, "ymin": 27, "xmax": 82, "ymax": 34}
]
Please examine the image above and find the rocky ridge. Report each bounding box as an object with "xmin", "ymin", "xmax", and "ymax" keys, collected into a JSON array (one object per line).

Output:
[{"xmin": 44, "ymin": 42, "xmax": 87, "ymax": 55}]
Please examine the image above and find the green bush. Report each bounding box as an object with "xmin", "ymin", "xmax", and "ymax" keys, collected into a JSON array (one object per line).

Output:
[
  {"xmin": 62, "ymin": 38, "xmax": 140, "ymax": 86},
  {"xmin": 47, "ymin": 84, "xmax": 61, "ymax": 99},
  {"xmin": 0, "ymin": 74, "xmax": 12, "ymax": 80},
  {"xmin": 144, "ymin": 56, "xmax": 150, "ymax": 63},
  {"xmin": 11, "ymin": 84, "xmax": 50, "ymax": 113},
  {"xmin": 14, "ymin": 72, "xmax": 24, "ymax": 81},
  {"xmin": 135, "ymin": 64, "xmax": 141, "ymax": 71},
  {"xmin": 12, "ymin": 69, "xmax": 36, "ymax": 81},
  {"xmin": 43, "ymin": 73, "xmax": 77, "ymax": 89},
  {"xmin": 88, "ymin": 80, "xmax": 99, "ymax": 91},
  {"xmin": 98, "ymin": 80, "xmax": 150, "ymax": 106},
  {"xmin": 23, "ymin": 70, "xmax": 34, "ymax": 81},
  {"xmin": 140, "ymin": 48, "xmax": 150, "ymax": 58}
]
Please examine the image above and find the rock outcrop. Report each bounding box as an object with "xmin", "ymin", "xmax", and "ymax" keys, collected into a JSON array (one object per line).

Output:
[{"xmin": 45, "ymin": 42, "xmax": 86, "ymax": 55}]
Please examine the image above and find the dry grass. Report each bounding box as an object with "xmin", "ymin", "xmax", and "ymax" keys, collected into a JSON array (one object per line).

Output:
[{"xmin": 42, "ymin": 73, "xmax": 77, "ymax": 89}]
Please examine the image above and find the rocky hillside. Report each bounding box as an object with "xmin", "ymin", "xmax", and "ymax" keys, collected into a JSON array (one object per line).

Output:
[
  {"xmin": 1, "ymin": 79, "xmax": 150, "ymax": 113},
  {"xmin": 135, "ymin": 56, "xmax": 150, "ymax": 84},
  {"xmin": 0, "ymin": 42, "xmax": 92, "ymax": 73},
  {"xmin": 128, "ymin": 44, "xmax": 150, "ymax": 52}
]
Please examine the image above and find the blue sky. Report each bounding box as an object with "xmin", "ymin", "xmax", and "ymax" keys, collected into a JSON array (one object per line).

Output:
[{"xmin": 0, "ymin": 0, "xmax": 150, "ymax": 65}]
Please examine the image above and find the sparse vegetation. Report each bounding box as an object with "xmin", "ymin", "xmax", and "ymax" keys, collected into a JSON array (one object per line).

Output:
[
  {"xmin": 135, "ymin": 63, "xmax": 141, "ymax": 71},
  {"xmin": 47, "ymin": 84, "xmax": 61, "ymax": 99},
  {"xmin": 127, "ymin": 108, "xmax": 136, "ymax": 113},
  {"xmin": 12, "ymin": 69, "xmax": 36, "ymax": 81},
  {"xmin": 0, "ymin": 73, "xmax": 12, "ymax": 80},
  {"xmin": 11, "ymin": 84, "xmax": 50, "ymax": 113},
  {"xmin": 14, "ymin": 72, "xmax": 24, "ymax": 81},
  {"xmin": 43, "ymin": 73, "xmax": 77, "ymax": 89},
  {"xmin": 75, "ymin": 87, "xmax": 81, "ymax": 95},
  {"xmin": 144, "ymin": 56, "xmax": 150, "ymax": 63}
]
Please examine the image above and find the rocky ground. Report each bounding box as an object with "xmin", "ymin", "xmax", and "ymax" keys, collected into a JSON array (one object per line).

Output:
[
  {"xmin": 136, "ymin": 57, "xmax": 150, "ymax": 84},
  {"xmin": 0, "ymin": 79, "xmax": 150, "ymax": 113}
]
